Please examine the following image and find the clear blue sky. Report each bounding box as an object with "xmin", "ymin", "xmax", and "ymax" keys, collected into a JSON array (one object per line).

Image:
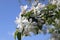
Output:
[{"xmin": 0, "ymin": 0, "xmax": 51, "ymax": 40}]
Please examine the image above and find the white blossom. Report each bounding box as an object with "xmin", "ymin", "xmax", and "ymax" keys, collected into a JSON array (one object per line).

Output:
[
  {"xmin": 31, "ymin": 6, "xmax": 36, "ymax": 14},
  {"xmin": 37, "ymin": 3, "xmax": 45, "ymax": 8},
  {"xmin": 35, "ymin": 3, "xmax": 45, "ymax": 11},
  {"xmin": 52, "ymin": 0, "xmax": 57, "ymax": 5},
  {"xmin": 15, "ymin": 17, "xmax": 21, "ymax": 24},
  {"xmin": 22, "ymin": 17, "xmax": 29, "ymax": 25},
  {"xmin": 20, "ymin": 5, "xmax": 28, "ymax": 11},
  {"xmin": 20, "ymin": 5, "xmax": 28, "ymax": 14},
  {"xmin": 49, "ymin": 0, "xmax": 60, "ymax": 5},
  {"xmin": 55, "ymin": 18, "xmax": 59, "ymax": 24}
]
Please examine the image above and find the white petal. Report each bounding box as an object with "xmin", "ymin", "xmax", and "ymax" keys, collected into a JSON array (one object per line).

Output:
[
  {"xmin": 24, "ymin": 5, "xmax": 28, "ymax": 10},
  {"xmin": 15, "ymin": 18, "xmax": 21, "ymax": 24}
]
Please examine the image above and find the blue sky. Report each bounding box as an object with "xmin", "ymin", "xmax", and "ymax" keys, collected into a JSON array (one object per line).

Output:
[
  {"xmin": 0, "ymin": 0, "xmax": 51, "ymax": 40},
  {"xmin": 0, "ymin": 0, "xmax": 20, "ymax": 40}
]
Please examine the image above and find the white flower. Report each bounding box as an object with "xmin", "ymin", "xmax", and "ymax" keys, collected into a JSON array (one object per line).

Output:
[
  {"xmin": 32, "ymin": 1, "xmax": 38, "ymax": 7},
  {"xmin": 32, "ymin": 6, "xmax": 36, "ymax": 14},
  {"xmin": 37, "ymin": 11, "xmax": 40, "ymax": 15},
  {"xmin": 15, "ymin": 17, "xmax": 21, "ymax": 24},
  {"xmin": 32, "ymin": 22, "xmax": 37, "ymax": 26},
  {"xmin": 35, "ymin": 3, "xmax": 45, "ymax": 15},
  {"xmin": 22, "ymin": 18, "xmax": 28, "ymax": 24},
  {"xmin": 52, "ymin": 0, "xmax": 56, "ymax": 5},
  {"xmin": 29, "ymin": 18, "xmax": 32, "ymax": 23},
  {"xmin": 20, "ymin": 5, "xmax": 28, "ymax": 11},
  {"xmin": 20, "ymin": 5, "xmax": 28, "ymax": 14},
  {"xmin": 24, "ymin": 5, "xmax": 28, "ymax": 10},
  {"xmin": 49, "ymin": 0, "xmax": 57, "ymax": 5},
  {"xmin": 19, "ymin": 12, "xmax": 22, "ymax": 17},
  {"xmin": 17, "ymin": 24, "xmax": 24, "ymax": 32},
  {"xmin": 57, "ymin": 0, "xmax": 60, "ymax": 6},
  {"xmin": 37, "ymin": 3, "xmax": 45, "ymax": 8},
  {"xmin": 55, "ymin": 18, "xmax": 59, "ymax": 24}
]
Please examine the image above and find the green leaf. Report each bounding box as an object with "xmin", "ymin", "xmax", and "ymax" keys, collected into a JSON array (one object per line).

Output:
[
  {"xmin": 14, "ymin": 29, "xmax": 18, "ymax": 40},
  {"xmin": 17, "ymin": 32, "xmax": 21, "ymax": 40},
  {"xmin": 55, "ymin": 11, "xmax": 60, "ymax": 19},
  {"xmin": 47, "ymin": 4, "xmax": 57, "ymax": 10},
  {"xmin": 21, "ymin": 11, "xmax": 34, "ymax": 18}
]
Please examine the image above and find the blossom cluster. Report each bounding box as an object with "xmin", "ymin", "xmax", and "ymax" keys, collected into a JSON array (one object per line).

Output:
[
  {"xmin": 15, "ymin": 0, "xmax": 60, "ymax": 36},
  {"xmin": 15, "ymin": 2, "xmax": 46, "ymax": 36}
]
